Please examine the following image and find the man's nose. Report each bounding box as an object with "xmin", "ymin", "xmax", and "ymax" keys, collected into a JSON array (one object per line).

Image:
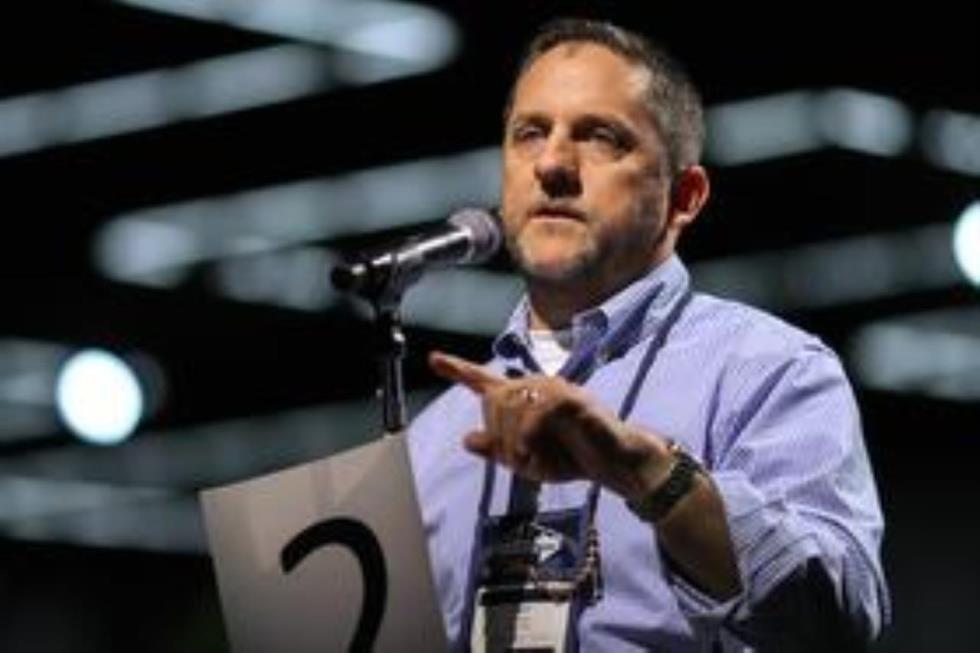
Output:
[{"xmin": 534, "ymin": 135, "xmax": 582, "ymax": 198}]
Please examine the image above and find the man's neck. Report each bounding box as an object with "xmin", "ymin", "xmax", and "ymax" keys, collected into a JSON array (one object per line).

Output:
[
  {"xmin": 527, "ymin": 283, "xmax": 590, "ymax": 330},
  {"xmin": 526, "ymin": 252, "xmax": 672, "ymax": 331},
  {"xmin": 525, "ymin": 270, "xmax": 640, "ymax": 330}
]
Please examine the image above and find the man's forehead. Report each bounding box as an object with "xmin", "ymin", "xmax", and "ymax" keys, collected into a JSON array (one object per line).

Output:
[{"xmin": 511, "ymin": 42, "xmax": 651, "ymax": 118}]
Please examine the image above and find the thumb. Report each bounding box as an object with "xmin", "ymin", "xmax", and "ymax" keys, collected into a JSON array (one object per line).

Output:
[{"xmin": 463, "ymin": 430, "xmax": 497, "ymax": 458}]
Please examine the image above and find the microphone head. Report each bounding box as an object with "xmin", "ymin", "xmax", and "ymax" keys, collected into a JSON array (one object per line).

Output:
[{"xmin": 447, "ymin": 207, "xmax": 503, "ymax": 265}]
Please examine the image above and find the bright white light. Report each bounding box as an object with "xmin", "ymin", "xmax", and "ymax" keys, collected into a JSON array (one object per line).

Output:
[
  {"xmin": 705, "ymin": 91, "xmax": 822, "ymax": 165},
  {"xmin": 816, "ymin": 88, "xmax": 912, "ymax": 156},
  {"xmin": 55, "ymin": 350, "xmax": 144, "ymax": 446},
  {"xmin": 953, "ymin": 201, "xmax": 980, "ymax": 286}
]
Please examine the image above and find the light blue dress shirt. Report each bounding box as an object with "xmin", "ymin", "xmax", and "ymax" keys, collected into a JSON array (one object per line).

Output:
[{"xmin": 408, "ymin": 255, "xmax": 890, "ymax": 651}]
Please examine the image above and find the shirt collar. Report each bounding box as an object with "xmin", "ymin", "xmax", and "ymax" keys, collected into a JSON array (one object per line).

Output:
[{"xmin": 493, "ymin": 254, "xmax": 691, "ymax": 373}]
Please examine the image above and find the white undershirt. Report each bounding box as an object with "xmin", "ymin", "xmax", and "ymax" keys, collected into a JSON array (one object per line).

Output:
[{"xmin": 527, "ymin": 328, "xmax": 575, "ymax": 376}]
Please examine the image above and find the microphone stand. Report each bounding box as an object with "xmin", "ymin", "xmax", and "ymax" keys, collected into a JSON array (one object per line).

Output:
[
  {"xmin": 348, "ymin": 252, "xmax": 412, "ymax": 436},
  {"xmin": 373, "ymin": 304, "xmax": 408, "ymax": 435},
  {"xmin": 330, "ymin": 209, "xmax": 499, "ymax": 435}
]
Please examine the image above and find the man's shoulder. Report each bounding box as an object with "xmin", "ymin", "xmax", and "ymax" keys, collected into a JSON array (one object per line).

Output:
[{"xmin": 685, "ymin": 292, "xmax": 838, "ymax": 367}]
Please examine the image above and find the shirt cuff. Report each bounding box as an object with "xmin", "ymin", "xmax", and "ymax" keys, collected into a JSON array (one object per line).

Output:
[{"xmin": 663, "ymin": 468, "xmax": 830, "ymax": 627}]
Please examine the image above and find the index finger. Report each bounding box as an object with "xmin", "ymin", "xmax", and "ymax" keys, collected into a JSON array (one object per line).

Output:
[{"xmin": 429, "ymin": 351, "xmax": 504, "ymax": 395}]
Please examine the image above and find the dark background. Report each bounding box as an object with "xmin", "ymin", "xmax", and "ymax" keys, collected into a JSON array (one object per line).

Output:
[{"xmin": 0, "ymin": 1, "xmax": 977, "ymax": 651}]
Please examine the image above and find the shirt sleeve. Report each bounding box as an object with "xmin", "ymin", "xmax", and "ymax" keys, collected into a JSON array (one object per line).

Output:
[{"xmin": 664, "ymin": 342, "xmax": 891, "ymax": 650}]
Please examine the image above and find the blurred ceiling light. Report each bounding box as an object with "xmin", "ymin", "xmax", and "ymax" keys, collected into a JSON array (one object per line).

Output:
[
  {"xmin": 0, "ymin": 0, "xmax": 460, "ymax": 161},
  {"xmin": 95, "ymin": 218, "xmax": 201, "ymax": 288},
  {"xmin": 707, "ymin": 89, "xmax": 914, "ymax": 165},
  {"xmin": 207, "ymin": 246, "xmax": 523, "ymax": 328},
  {"xmin": 403, "ymin": 269, "xmax": 523, "ymax": 335},
  {"xmin": 816, "ymin": 88, "xmax": 913, "ymax": 156},
  {"xmin": 55, "ymin": 350, "xmax": 145, "ymax": 446},
  {"xmin": 0, "ymin": 341, "xmax": 63, "ymax": 405},
  {"xmin": 953, "ymin": 200, "xmax": 980, "ymax": 286},
  {"xmin": 0, "ymin": 483, "xmax": 195, "ymax": 553},
  {"xmin": 705, "ymin": 91, "xmax": 822, "ymax": 165},
  {"xmin": 211, "ymin": 246, "xmax": 338, "ymax": 311},
  {"xmin": 0, "ymin": 46, "xmax": 328, "ymax": 159},
  {"xmin": 922, "ymin": 109, "xmax": 980, "ymax": 177},
  {"xmin": 850, "ymin": 307, "xmax": 980, "ymax": 401},
  {"xmin": 170, "ymin": 46, "xmax": 329, "ymax": 119},
  {"xmin": 0, "ymin": 476, "xmax": 169, "ymax": 522},
  {"xmin": 0, "ymin": 94, "xmax": 47, "ymax": 156},
  {"xmin": 94, "ymin": 147, "xmax": 501, "ymax": 286},
  {"xmin": 0, "ymin": 340, "xmax": 70, "ymax": 442},
  {"xmin": 691, "ymin": 223, "xmax": 961, "ymax": 311},
  {"xmin": 212, "ymin": 254, "xmax": 524, "ymax": 334},
  {"xmin": 116, "ymin": 0, "xmax": 459, "ymax": 73},
  {"xmin": 0, "ymin": 391, "xmax": 440, "ymax": 491}
]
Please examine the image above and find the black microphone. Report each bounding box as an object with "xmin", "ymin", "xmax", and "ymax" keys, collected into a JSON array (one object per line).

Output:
[{"xmin": 331, "ymin": 207, "xmax": 502, "ymax": 301}]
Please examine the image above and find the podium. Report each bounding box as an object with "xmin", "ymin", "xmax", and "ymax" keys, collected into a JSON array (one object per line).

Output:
[{"xmin": 200, "ymin": 435, "xmax": 448, "ymax": 652}]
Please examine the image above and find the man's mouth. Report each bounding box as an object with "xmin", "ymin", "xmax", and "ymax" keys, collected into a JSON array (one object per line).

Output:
[{"xmin": 529, "ymin": 204, "xmax": 586, "ymax": 221}]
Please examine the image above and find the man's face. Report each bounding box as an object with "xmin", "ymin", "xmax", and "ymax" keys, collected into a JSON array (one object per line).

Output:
[{"xmin": 501, "ymin": 43, "xmax": 672, "ymax": 289}]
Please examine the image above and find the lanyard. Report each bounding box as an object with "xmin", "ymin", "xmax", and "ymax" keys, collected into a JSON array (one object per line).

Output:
[{"xmin": 458, "ymin": 286, "xmax": 694, "ymax": 651}]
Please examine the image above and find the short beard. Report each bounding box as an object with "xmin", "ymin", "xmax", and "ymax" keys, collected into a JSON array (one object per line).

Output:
[
  {"xmin": 506, "ymin": 212, "xmax": 672, "ymax": 294},
  {"xmin": 505, "ymin": 236, "xmax": 600, "ymax": 287}
]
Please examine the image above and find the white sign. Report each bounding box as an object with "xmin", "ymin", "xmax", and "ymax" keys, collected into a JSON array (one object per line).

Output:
[{"xmin": 201, "ymin": 435, "xmax": 447, "ymax": 652}]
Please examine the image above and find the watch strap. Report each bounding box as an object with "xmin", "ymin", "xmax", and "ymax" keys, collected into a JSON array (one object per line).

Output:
[{"xmin": 626, "ymin": 443, "xmax": 701, "ymax": 523}]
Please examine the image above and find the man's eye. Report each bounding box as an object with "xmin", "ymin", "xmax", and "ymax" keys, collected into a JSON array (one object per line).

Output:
[
  {"xmin": 512, "ymin": 124, "xmax": 545, "ymax": 142},
  {"xmin": 590, "ymin": 127, "xmax": 624, "ymax": 148}
]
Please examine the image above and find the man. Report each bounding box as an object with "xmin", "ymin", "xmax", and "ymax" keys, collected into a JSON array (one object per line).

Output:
[{"xmin": 408, "ymin": 18, "xmax": 889, "ymax": 652}]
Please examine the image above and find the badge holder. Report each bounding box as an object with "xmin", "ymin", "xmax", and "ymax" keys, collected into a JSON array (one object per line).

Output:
[{"xmin": 469, "ymin": 506, "xmax": 601, "ymax": 652}]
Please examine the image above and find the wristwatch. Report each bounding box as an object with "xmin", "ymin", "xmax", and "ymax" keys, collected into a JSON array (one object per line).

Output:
[{"xmin": 626, "ymin": 442, "xmax": 702, "ymax": 523}]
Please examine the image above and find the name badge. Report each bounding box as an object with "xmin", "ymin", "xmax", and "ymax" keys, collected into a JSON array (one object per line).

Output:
[
  {"xmin": 469, "ymin": 508, "xmax": 598, "ymax": 652},
  {"xmin": 471, "ymin": 584, "xmax": 573, "ymax": 652}
]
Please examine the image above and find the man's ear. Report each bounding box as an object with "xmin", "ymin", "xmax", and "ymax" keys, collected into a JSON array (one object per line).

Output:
[{"xmin": 668, "ymin": 165, "xmax": 710, "ymax": 231}]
